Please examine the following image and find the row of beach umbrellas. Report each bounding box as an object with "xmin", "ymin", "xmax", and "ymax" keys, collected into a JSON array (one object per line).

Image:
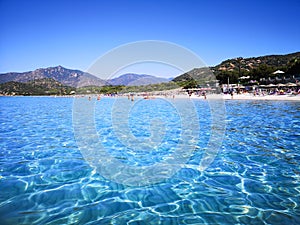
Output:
[
  {"xmin": 234, "ymin": 83, "xmax": 298, "ymax": 89},
  {"xmin": 237, "ymin": 70, "xmax": 299, "ymax": 88},
  {"xmin": 259, "ymin": 83, "xmax": 299, "ymax": 87}
]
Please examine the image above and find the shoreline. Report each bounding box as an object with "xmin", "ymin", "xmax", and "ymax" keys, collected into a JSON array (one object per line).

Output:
[
  {"xmin": 213, "ymin": 93, "xmax": 300, "ymax": 101},
  {"xmin": 1, "ymin": 93, "xmax": 300, "ymax": 101},
  {"xmin": 154, "ymin": 93, "xmax": 300, "ymax": 101}
]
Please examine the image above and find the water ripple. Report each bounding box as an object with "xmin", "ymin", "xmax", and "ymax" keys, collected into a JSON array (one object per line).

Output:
[{"xmin": 0, "ymin": 97, "xmax": 299, "ymax": 224}]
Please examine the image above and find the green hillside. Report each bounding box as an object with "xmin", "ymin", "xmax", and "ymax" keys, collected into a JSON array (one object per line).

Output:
[
  {"xmin": 174, "ymin": 52, "xmax": 300, "ymax": 87},
  {"xmin": 0, "ymin": 78, "xmax": 75, "ymax": 96}
]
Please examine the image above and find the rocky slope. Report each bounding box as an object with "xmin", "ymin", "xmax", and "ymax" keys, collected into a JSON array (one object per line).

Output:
[{"xmin": 0, "ymin": 66, "xmax": 107, "ymax": 88}]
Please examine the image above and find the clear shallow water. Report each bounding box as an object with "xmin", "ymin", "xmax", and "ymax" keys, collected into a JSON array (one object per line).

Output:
[{"xmin": 0, "ymin": 96, "xmax": 299, "ymax": 224}]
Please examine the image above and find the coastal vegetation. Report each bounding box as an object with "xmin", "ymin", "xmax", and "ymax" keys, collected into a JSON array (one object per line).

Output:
[
  {"xmin": 213, "ymin": 52, "xmax": 300, "ymax": 85},
  {"xmin": 0, "ymin": 78, "xmax": 75, "ymax": 96}
]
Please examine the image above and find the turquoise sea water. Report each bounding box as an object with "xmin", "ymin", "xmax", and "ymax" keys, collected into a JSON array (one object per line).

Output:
[{"xmin": 0, "ymin": 96, "xmax": 299, "ymax": 224}]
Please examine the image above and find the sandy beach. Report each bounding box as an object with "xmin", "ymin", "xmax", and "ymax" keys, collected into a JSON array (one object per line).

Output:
[
  {"xmin": 142, "ymin": 91, "xmax": 300, "ymax": 101},
  {"xmin": 154, "ymin": 92, "xmax": 300, "ymax": 101},
  {"xmin": 3, "ymin": 92, "xmax": 300, "ymax": 101},
  {"xmin": 99, "ymin": 92, "xmax": 300, "ymax": 101},
  {"xmin": 216, "ymin": 93, "xmax": 300, "ymax": 101}
]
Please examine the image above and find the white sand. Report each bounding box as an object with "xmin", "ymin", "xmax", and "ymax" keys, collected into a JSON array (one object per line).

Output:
[
  {"xmin": 200, "ymin": 93, "xmax": 300, "ymax": 101},
  {"xmin": 219, "ymin": 93, "xmax": 300, "ymax": 101},
  {"xmin": 125, "ymin": 93, "xmax": 300, "ymax": 101},
  {"xmin": 152, "ymin": 92, "xmax": 300, "ymax": 101}
]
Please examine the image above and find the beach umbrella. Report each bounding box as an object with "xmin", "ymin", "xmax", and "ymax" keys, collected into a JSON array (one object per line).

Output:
[
  {"xmin": 239, "ymin": 76, "xmax": 250, "ymax": 79},
  {"xmin": 286, "ymin": 82, "xmax": 297, "ymax": 87},
  {"xmin": 272, "ymin": 70, "xmax": 285, "ymax": 75},
  {"xmin": 266, "ymin": 84, "xmax": 276, "ymax": 87}
]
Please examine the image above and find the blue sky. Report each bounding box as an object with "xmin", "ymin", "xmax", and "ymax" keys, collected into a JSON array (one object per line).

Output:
[{"xmin": 0, "ymin": 0, "xmax": 299, "ymax": 77}]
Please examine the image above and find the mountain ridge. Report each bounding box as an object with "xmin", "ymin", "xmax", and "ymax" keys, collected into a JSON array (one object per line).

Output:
[
  {"xmin": 1, "ymin": 51, "xmax": 299, "ymax": 89},
  {"xmin": 0, "ymin": 66, "xmax": 170, "ymax": 87},
  {"xmin": 0, "ymin": 65, "xmax": 107, "ymax": 88},
  {"xmin": 107, "ymin": 73, "xmax": 169, "ymax": 86}
]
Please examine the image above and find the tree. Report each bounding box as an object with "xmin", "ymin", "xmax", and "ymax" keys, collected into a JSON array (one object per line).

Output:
[
  {"xmin": 216, "ymin": 71, "xmax": 239, "ymax": 84},
  {"xmin": 286, "ymin": 60, "xmax": 300, "ymax": 75},
  {"xmin": 250, "ymin": 64, "xmax": 275, "ymax": 81}
]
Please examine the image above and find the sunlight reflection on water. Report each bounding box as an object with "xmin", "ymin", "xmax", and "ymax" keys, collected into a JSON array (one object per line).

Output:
[{"xmin": 0, "ymin": 97, "xmax": 299, "ymax": 224}]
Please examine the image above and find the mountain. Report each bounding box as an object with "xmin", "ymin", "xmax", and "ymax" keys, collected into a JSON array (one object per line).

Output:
[
  {"xmin": 173, "ymin": 52, "xmax": 300, "ymax": 85},
  {"xmin": 0, "ymin": 78, "xmax": 75, "ymax": 96},
  {"xmin": 0, "ymin": 65, "xmax": 107, "ymax": 88},
  {"xmin": 172, "ymin": 67, "xmax": 215, "ymax": 82},
  {"xmin": 1, "ymin": 51, "xmax": 299, "ymax": 92},
  {"xmin": 107, "ymin": 73, "xmax": 170, "ymax": 86},
  {"xmin": 213, "ymin": 52, "xmax": 300, "ymax": 73}
]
